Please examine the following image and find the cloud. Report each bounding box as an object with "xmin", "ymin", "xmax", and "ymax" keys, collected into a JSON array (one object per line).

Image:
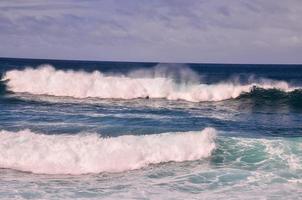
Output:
[{"xmin": 0, "ymin": 0, "xmax": 301, "ymax": 63}]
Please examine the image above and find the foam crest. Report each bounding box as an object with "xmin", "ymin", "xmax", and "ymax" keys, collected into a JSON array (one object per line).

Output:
[
  {"xmin": 3, "ymin": 66, "xmax": 298, "ymax": 102},
  {"xmin": 0, "ymin": 128, "xmax": 216, "ymax": 174}
]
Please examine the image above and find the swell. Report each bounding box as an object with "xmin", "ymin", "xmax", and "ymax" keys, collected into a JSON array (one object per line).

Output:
[
  {"xmin": 0, "ymin": 128, "xmax": 216, "ymax": 175},
  {"xmin": 2, "ymin": 65, "xmax": 301, "ymax": 102},
  {"xmin": 239, "ymin": 87, "xmax": 302, "ymax": 100},
  {"xmin": 237, "ymin": 87, "xmax": 302, "ymax": 108}
]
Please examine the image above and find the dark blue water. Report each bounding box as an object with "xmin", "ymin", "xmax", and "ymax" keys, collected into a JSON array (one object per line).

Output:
[{"xmin": 0, "ymin": 58, "xmax": 302, "ymax": 199}]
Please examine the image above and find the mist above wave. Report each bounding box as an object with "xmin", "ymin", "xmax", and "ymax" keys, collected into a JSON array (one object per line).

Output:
[{"xmin": 2, "ymin": 65, "xmax": 298, "ymax": 102}]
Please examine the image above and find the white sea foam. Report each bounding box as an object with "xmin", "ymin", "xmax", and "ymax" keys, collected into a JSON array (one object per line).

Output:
[
  {"xmin": 2, "ymin": 65, "xmax": 298, "ymax": 102},
  {"xmin": 0, "ymin": 128, "xmax": 216, "ymax": 175}
]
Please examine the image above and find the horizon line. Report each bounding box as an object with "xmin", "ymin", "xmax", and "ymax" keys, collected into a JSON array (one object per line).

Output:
[{"xmin": 1, "ymin": 56, "xmax": 302, "ymax": 66}]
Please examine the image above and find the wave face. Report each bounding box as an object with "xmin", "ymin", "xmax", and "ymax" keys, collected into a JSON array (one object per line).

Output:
[
  {"xmin": 238, "ymin": 87, "xmax": 302, "ymax": 107},
  {"xmin": 2, "ymin": 65, "xmax": 299, "ymax": 102},
  {"xmin": 0, "ymin": 83, "xmax": 5, "ymax": 95},
  {"xmin": 0, "ymin": 128, "xmax": 216, "ymax": 175}
]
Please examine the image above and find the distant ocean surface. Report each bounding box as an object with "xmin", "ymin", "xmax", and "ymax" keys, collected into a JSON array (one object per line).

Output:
[{"xmin": 0, "ymin": 58, "xmax": 302, "ymax": 199}]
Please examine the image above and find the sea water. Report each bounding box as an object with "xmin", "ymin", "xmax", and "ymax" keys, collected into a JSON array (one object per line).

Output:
[{"xmin": 0, "ymin": 58, "xmax": 301, "ymax": 199}]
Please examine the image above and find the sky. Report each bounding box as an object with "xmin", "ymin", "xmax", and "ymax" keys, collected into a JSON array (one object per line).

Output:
[{"xmin": 0, "ymin": 0, "xmax": 302, "ymax": 64}]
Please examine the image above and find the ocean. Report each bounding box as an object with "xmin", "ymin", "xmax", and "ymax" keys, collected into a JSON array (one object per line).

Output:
[{"xmin": 0, "ymin": 58, "xmax": 301, "ymax": 199}]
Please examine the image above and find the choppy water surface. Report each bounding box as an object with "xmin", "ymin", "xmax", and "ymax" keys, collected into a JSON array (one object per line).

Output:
[{"xmin": 0, "ymin": 58, "xmax": 302, "ymax": 199}]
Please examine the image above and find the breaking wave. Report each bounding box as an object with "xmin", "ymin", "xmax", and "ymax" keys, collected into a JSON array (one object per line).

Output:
[
  {"xmin": 2, "ymin": 65, "xmax": 300, "ymax": 102},
  {"xmin": 0, "ymin": 128, "xmax": 216, "ymax": 175}
]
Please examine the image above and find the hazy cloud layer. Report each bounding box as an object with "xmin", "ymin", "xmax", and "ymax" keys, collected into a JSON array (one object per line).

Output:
[{"xmin": 0, "ymin": 0, "xmax": 302, "ymax": 63}]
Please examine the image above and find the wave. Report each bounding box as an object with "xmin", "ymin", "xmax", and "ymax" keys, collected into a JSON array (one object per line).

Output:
[
  {"xmin": 0, "ymin": 128, "xmax": 216, "ymax": 175},
  {"xmin": 238, "ymin": 87, "xmax": 302, "ymax": 104},
  {"xmin": 1, "ymin": 127, "xmax": 300, "ymax": 175},
  {"xmin": 2, "ymin": 65, "xmax": 300, "ymax": 102}
]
